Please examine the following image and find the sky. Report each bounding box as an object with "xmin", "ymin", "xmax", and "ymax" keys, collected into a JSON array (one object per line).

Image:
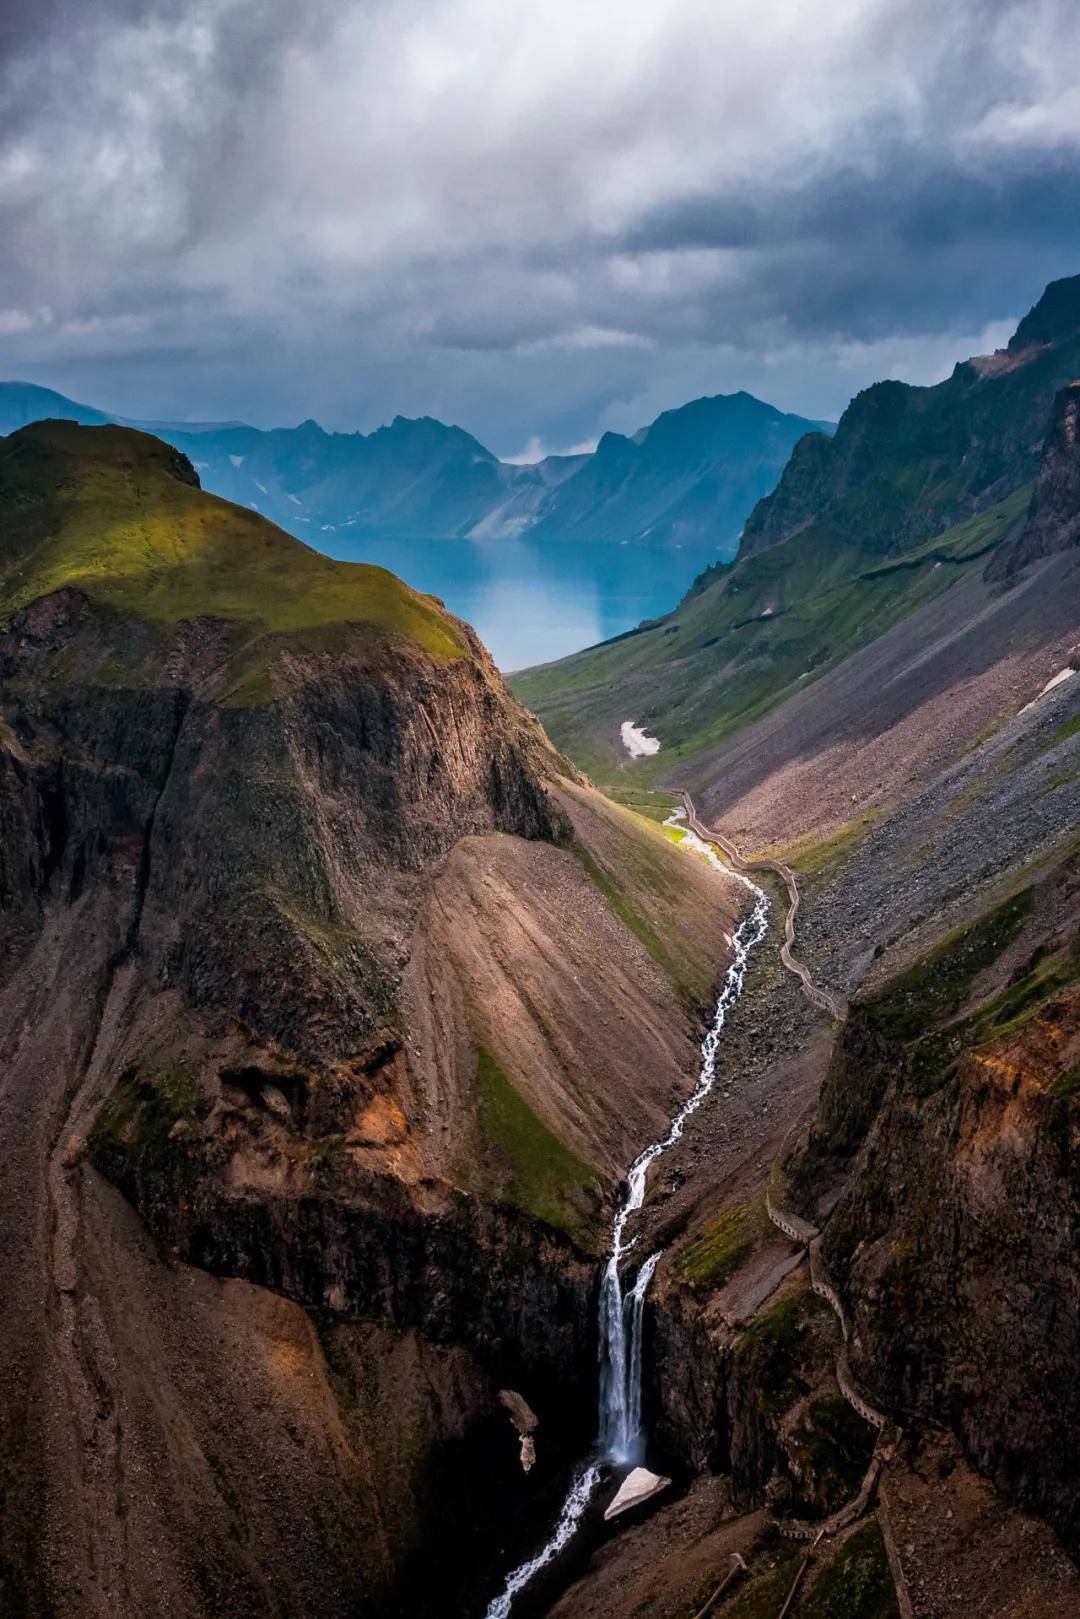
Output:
[{"xmin": 2, "ymin": 0, "xmax": 1080, "ymax": 459}]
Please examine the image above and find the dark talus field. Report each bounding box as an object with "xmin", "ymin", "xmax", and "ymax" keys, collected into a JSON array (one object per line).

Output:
[{"xmin": 2, "ymin": 279, "xmax": 1079, "ymax": 1619}]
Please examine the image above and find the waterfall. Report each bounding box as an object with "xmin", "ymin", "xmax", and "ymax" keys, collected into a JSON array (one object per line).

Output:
[
  {"xmin": 624, "ymin": 1250, "xmax": 662, "ymax": 1456},
  {"xmin": 484, "ymin": 814, "xmax": 768, "ymax": 1617},
  {"xmin": 598, "ymin": 1246, "xmax": 661, "ymax": 1465}
]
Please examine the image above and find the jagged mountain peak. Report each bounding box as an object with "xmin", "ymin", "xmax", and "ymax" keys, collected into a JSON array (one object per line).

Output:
[
  {"xmin": 1008, "ymin": 271, "xmax": 1080, "ymax": 352},
  {"xmin": 515, "ymin": 268, "xmax": 1080, "ymax": 794},
  {"xmin": 0, "ymin": 380, "xmax": 829, "ymax": 556}
]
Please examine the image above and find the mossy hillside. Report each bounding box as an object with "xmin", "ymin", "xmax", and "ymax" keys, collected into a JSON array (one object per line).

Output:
[
  {"xmin": 903, "ymin": 932, "xmax": 1080, "ymax": 1097},
  {"xmin": 857, "ymin": 890, "xmax": 1080, "ymax": 1099},
  {"xmin": 799, "ymin": 1520, "xmax": 899, "ymax": 1619},
  {"xmin": 687, "ymin": 1532, "xmax": 803, "ymax": 1619},
  {"xmin": 733, "ymin": 1291, "xmax": 825, "ymax": 1419},
  {"xmin": 469, "ymin": 1046, "xmax": 601, "ymax": 1244},
  {"xmin": 573, "ymin": 839, "xmax": 690, "ymax": 995},
  {"xmin": 852, "ymin": 889, "xmax": 1034, "ymax": 1100},
  {"xmin": 790, "ymin": 1393, "xmax": 876, "ymax": 1511},
  {"xmin": 1050, "ymin": 1063, "xmax": 1080, "ymax": 1098},
  {"xmin": 867, "ymin": 889, "xmax": 1035, "ymax": 1043},
  {"xmin": 694, "ymin": 1520, "xmax": 898, "ymax": 1619},
  {"xmin": 88, "ymin": 1064, "xmax": 208, "ymax": 1200},
  {"xmin": 605, "ymin": 784, "xmax": 680, "ymax": 824},
  {"xmin": 0, "ymin": 421, "xmax": 467, "ymax": 671},
  {"xmin": 759, "ymin": 809, "xmax": 881, "ymax": 882},
  {"xmin": 676, "ymin": 1198, "xmax": 768, "ymax": 1290},
  {"xmin": 793, "ymin": 858, "xmax": 1080, "ymax": 1194},
  {"xmin": 91, "ymin": 1066, "xmax": 201, "ymax": 1152},
  {"xmin": 856, "ymin": 480, "xmax": 1032, "ymax": 572}
]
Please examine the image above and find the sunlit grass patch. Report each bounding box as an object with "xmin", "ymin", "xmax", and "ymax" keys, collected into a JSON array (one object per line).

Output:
[{"xmin": 472, "ymin": 1046, "xmax": 600, "ymax": 1243}]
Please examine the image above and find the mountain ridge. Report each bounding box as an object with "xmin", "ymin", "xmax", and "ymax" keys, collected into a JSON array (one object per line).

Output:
[
  {"xmin": 0, "ymin": 380, "xmax": 831, "ymax": 562},
  {"xmin": 513, "ymin": 271, "xmax": 1080, "ymax": 783}
]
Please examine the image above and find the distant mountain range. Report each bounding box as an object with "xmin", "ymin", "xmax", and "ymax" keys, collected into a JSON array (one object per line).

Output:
[{"xmin": 0, "ymin": 381, "xmax": 832, "ymax": 560}]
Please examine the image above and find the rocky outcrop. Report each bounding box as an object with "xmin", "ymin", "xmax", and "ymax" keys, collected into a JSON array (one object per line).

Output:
[
  {"xmin": 742, "ymin": 273, "xmax": 1080, "ymax": 566},
  {"xmin": 91, "ymin": 1106, "xmax": 598, "ymax": 1424},
  {"xmin": 645, "ymin": 1278, "xmax": 878, "ymax": 1530},
  {"xmin": 996, "ymin": 381, "xmax": 1080, "ymax": 576},
  {"xmin": 0, "ymin": 589, "xmax": 558, "ymax": 1053},
  {"xmin": 789, "ymin": 866, "xmax": 1080, "ymax": 1556}
]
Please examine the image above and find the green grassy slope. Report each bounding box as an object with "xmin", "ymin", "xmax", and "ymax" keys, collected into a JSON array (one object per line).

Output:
[
  {"xmin": 0, "ymin": 420, "xmax": 466, "ymax": 660},
  {"xmin": 512, "ymin": 485, "xmax": 1030, "ymax": 783},
  {"xmin": 466, "ymin": 1046, "xmax": 601, "ymax": 1243}
]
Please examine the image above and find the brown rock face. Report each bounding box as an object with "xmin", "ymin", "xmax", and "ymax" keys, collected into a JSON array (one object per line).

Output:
[
  {"xmin": 825, "ymin": 1004, "xmax": 1078, "ymax": 1550},
  {"xmin": 0, "ymin": 584, "xmax": 584, "ymax": 1616}
]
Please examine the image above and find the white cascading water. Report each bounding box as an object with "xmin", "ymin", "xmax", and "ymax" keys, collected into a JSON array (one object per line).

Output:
[
  {"xmin": 484, "ymin": 812, "xmax": 768, "ymax": 1618},
  {"xmin": 623, "ymin": 1249, "xmax": 662, "ymax": 1458}
]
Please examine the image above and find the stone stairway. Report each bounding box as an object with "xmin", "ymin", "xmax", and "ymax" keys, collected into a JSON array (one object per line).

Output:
[{"xmin": 762, "ymin": 1181, "xmax": 896, "ymax": 1542}]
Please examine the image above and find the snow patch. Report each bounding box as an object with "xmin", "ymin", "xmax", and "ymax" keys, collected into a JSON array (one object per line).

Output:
[
  {"xmin": 286, "ymin": 492, "xmax": 303, "ymax": 506},
  {"xmin": 229, "ymin": 453, "xmax": 245, "ymax": 467},
  {"xmin": 254, "ymin": 479, "xmax": 268, "ymax": 493},
  {"xmin": 1040, "ymin": 666, "xmax": 1076, "ymax": 697},
  {"xmin": 1018, "ymin": 666, "xmax": 1077, "ymax": 716},
  {"xmin": 604, "ymin": 1467, "xmax": 670, "ymax": 1522},
  {"xmin": 621, "ymin": 720, "xmax": 661, "ymax": 759}
]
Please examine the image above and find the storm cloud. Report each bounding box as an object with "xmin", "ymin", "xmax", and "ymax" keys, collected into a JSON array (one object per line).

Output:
[{"xmin": 2, "ymin": 0, "xmax": 1079, "ymax": 453}]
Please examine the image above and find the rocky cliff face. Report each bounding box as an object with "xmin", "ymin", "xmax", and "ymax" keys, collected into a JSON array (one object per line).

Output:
[
  {"xmin": 788, "ymin": 858, "xmax": 1080, "ymax": 1555},
  {"xmin": 0, "ymin": 543, "xmax": 576, "ymax": 1615},
  {"xmin": 996, "ymin": 381, "xmax": 1080, "ymax": 575},
  {"xmin": 0, "ymin": 423, "xmax": 744, "ymax": 1618},
  {"xmin": 644, "ymin": 1277, "xmax": 875, "ymax": 1528}
]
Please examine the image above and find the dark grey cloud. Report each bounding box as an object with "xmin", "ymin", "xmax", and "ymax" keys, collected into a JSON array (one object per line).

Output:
[{"xmin": 1, "ymin": 0, "xmax": 1078, "ymax": 455}]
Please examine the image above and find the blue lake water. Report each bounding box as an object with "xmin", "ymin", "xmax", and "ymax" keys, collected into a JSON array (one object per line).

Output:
[{"xmin": 316, "ymin": 533, "xmax": 721, "ymax": 670}]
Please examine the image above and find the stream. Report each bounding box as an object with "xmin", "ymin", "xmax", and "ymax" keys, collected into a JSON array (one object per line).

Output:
[{"xmin": 484, "ymin": 814, "xmax": 770, "ymax": 1618}]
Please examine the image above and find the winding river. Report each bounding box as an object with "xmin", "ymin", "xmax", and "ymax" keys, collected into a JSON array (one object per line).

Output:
[{"xmin": 484, "ymin": 813, "xmax": 769, "ymax": 1618}]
